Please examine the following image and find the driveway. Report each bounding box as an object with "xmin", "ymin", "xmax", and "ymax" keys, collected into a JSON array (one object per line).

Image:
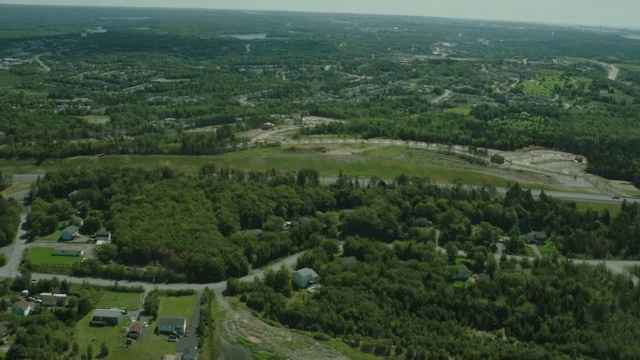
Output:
[
  {"xmin": 0, "ymin": 190, "xmax": 31, "ymax": 279},
  {"xmin": 177, "ymin": 291, "xmax": 202, "ymax": 356}
]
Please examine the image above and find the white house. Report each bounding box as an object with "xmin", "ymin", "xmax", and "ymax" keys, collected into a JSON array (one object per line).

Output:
[
  {"xmin": 11, "ymin": 299, "xmax": 33, "ymax": 316},
  {"xmin": 158, "ymin": 317, "xmax": 186, "ymax": 335},
  {"xmin": 95, "ymin": 231, "xmax": 112, "ymax": 245},
  {"xmin": 293, "ymin": 268, "xmax": 319, "ymax": 288}
]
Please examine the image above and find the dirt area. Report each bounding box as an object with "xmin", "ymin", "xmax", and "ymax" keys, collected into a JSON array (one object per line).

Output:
[
  {"xmin": 223, "ymin": 306, "xmax": 348, "ymax": 360},
  {"xmin": 609, "ymin": 180, "xmax": 640, "ymax": 197},
  {"xmin": 497, "ymin": 148, "xmax": 595, "ymax": 189},
  {"xmin": 248, "ymin": 116, "xmax": 344, "ymax": 144},
  {"xmin": 283, "ymin": 146, "xmax": 327, "ymax": 154}
]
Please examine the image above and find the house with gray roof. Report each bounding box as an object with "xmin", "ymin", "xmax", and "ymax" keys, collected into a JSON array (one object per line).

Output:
[{"xmin": 293, "ymin": 268, "xmax": 319, "ymax": 288}]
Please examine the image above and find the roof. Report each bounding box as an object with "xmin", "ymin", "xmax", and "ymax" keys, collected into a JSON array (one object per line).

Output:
[
  {"xmin": 128, "ymin": 322, "xmax": 145, "ymax": 333},
  {"xmin": 0, "ymin": 321, "xmax": 10, "ymax": 334},
  {"xmin": 295, "ymin": 268, "xmax": 318, "ymax": 278},
  {"xmin": 62, "ymin": 225, "xmax": 79, "ymax": 234},
  {"xmin": 13, "ymin": 299, "xmax": 30, "ymax": 311},
  {"xmin": 96, "ymin": 231, "xmax": 111, "ymax": 236},
  {"xmin": 93, "ymin": 308, "xmax": 122, "ymax": 318},
  {"xmin": 158, "ymin": 316, "xmax": 185, "ymax": 328}
]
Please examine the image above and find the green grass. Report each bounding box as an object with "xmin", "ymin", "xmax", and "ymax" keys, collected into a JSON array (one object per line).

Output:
[
  {"xmin": 525, "ymin": 246, "xmax": 535, "ymax": 256},
  {"xmin": 38, "ymin": 231, "xmax": 62, "ymax": 241},
  {"xmin": 444, "ymin": 105, "xmax": 472, "ymax": 115},
  {"xmin": 538, "ymin": 241, "xmax": 560, "ymax": 256},
  {"xmin": 0, "ymin": 73, "xmax": 22, "ymax": 88},
  {"xmin": 75, "ymin": 312, "xmax": 177, "ymax": 360},
  {"xmin": 96, "ymin": 292, "xmax": 143, "ymax": 310},
  {"xmin": 522, "ymin": 80, "xmax": 553, "ymax": 98},
  {"xmin": 80, "ymin": 115, "xmax": 111, "ymax": 125},
  {"xmin": 158, "ymin": 294, "xmax": 198, "ymax": 320},
  {"xmin": 25, "ymin": 247, "xmax": 83, "ymax": 266},
  {"xmin": 455, "ymin": 257, "xmax": 476, "ymax": 265},
  {"xmin": 573, "ymin": 200, "xmax": 622, "ymax": 215}
]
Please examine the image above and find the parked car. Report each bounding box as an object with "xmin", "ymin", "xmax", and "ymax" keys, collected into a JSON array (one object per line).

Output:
[{"xmin": 168, "ymin": 336, "xmax": 178, "ymax": 342}]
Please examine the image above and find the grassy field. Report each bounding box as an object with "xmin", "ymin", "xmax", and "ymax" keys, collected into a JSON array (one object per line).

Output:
[
  {"xmin": 522, "ymin": 80, "xmax": 553, "ymax": 98},
  {"xmin": 0, "ymin": 73, "xmax": 22, "ymax": 88},
  {"xmin": 96, "ymin": 292, "xmax": 143, "ymax": 310},
  {"xmin": 158, "ymin": 294, "xmax": 198, "ymax": 320},
  {"xmin": 25, "ymin": 247, "xmax": 83, "ymax": 266},
  {"xmin": 38, "ymin": 231, "xmax": 62, "ymax": 241},
  {"xmin": 573, "ymin": 200, "xmax": 622, "ymax": 215},
  {"xmin": 538, "ymin": 241, "xmax": 560, "ymax": 256},
  {"xmin": 75, "ymin": 313, "xmax": 177, "ymax": 360},
  {"xmin": 80, "ymin": 115, "xmax": 110, "ymax": 125}
]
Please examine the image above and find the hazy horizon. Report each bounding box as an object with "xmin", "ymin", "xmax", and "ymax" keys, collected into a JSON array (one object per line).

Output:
[{"xmin": 0, "ymin": 0, "xmax": 637, "ymax": 29}]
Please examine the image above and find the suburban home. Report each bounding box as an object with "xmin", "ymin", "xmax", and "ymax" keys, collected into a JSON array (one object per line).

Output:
[
  {"xmin": 91, "ymin": 308, "xmax": 123, "ymax": 326},
  {"xmin": 0, "ymin": 321, "xmax": 11, "ymax": 344},
  {"xmin": 455, "ymin": 263, "xmax": 471, "ymax": 281},
  {"xmin": 158, "ymin": 316, "xmax": 186, "ymax": 335},
  {"xmin": 293, "ymin": 268, "xmax": 319, "ymax": 288},
  {"xmin": 11, "ymin": 299, "xmax": 33, "ymax": 316},
  {"xmin": 525, "ymin": 231, "xmax": 548, "ymax": 245},
  {"xmin": 54, "ymin": 247, "xmax": 83, "ymax": 257},
  {"xmin": 127, "ymin": 322, "xmax": 145, "ymax": 339},
  {"xmin": 39, "ymin": 293, "xmax": 68, "ymax": 307},
  {"xmin": 61, "ymin": 225, "xmax": 79, "ymax": 241},
  {"xmin": 95, "ymin": 231, "xmax": 112, "ymax": 244}
]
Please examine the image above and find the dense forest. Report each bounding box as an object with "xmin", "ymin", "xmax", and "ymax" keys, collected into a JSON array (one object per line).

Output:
[
  {"xmin": 0, "ymin": 195, "xmax": 21, "ymax": 247},
  {"xmin": 25, "ymin": 165, "xmax": 640, "ymax": 284},
  {"xmin": 228, "ymin": 244, "xmax": 640, "ymax": 359}
]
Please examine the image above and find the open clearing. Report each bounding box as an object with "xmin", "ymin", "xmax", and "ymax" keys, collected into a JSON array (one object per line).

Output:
[
  {"xmin": 25, "ymin": 247, "xmax": 82, "ymax": 266},
  {"xmin": 81, "ymin": 115, "xmax": 111, "ymax": 125},
  {"xmin": 75, "ymin": 313, "xmax": 175, "ymax": 360},
  {"xmin": 96, "ymin": 292, "xmax": 143, "ymax": 310},
  {"xmin": 0, "ymin": 73, "xmax": 22, "ymax": 88},
  {"xmin": 158, "ymin": 294, "xmax": 198, "ymax": 319}
]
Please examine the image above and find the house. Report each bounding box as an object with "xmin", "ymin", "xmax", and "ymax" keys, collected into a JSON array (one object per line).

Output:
[
  {"xmin": 40, "ymin": 293, "xmax": 68, "ymax": 307},
  {"xmin": 293, "ymin": 268, "xmax": 319, "ymax": 288},
  {"xmin": 11, "ymin": 299, "xmax": 33, "ymax": 316},
  {"xmin": 158, "ymin": 317, "xmax": 186, "ymax": 335},
  {"xmin": 455, "ymin": 263, "xmax": 471, "ymax": 281},
  {"xmin": 525, "ymin": 231, "xmax": 547, "ymax": 245},
  {"xmin": 95, "ymin": 231, "xmax": 112, "ymax": 244},
  {"xmin": 54, "ymin": 247, "xmax": 83, "ymax": 257},
  {"xmin": 61, "ymin": 225, "xmax": 79, "ymax": 241},
  {"xmin": 0, "ymin": 322, "xmax": 11, "ymax": 344},
  {"xmin": 91, "ymin": 308, "xmax": 123, "ymax": 326},
  {"xmin": 127, "ymin": 322, "xmax": 145, "ymax": 339}
]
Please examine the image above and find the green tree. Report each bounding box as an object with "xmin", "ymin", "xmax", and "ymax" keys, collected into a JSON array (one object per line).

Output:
[{"xmin": 94, "ymin": 243, "xmax": 118, "ymax": 263}]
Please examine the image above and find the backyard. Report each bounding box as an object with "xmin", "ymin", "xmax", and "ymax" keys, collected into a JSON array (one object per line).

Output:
[
  {"xmin": 96, "ymin": 291, "xmax": 143, "ymax": 310},
  {"xmin": 24, "ymin": 247, "xmax": 83, "ymax": 267}
]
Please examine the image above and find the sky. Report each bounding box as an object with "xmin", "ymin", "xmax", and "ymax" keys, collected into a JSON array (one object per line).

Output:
[{"xmin": 0, "ymin": 0, "xmax": 637, "ymax": 28}]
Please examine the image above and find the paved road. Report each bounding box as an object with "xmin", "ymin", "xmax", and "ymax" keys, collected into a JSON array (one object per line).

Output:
[
  {"xmin": 431, "ymin": 89, "xmax": 454, "ymax": 104},
  {"xmin": 0, "ymin": 190, "xmax": 30, "ymax": 279},
  {"xmin": 32, "ymin": 53, "xmax": 51, "ymax": 72}
]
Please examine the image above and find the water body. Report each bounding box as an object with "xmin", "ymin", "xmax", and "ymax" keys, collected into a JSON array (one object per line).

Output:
[
  {"xmin": 226, "ymin": 33, "xmax": 267, "ymax": 40},
  {"xmin": 622, "ymin": 34, "xmax": 640, "ymax": 40}
]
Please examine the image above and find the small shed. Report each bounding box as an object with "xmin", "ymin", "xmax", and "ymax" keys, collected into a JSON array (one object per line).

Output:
[
  {"xmin": 293, "ymin": 268, "xmax": 319, "ymax": 288},
  {"xmin": 127, "ymin": 322, "xmax": 145, "ymax": 339},
  {"xmin": 95, "ymin": 231, "xmax": 112, "ymax": 243}
]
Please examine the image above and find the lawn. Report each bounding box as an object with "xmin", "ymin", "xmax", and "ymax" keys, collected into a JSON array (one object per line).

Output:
[
  {"xmin": 80, "ymin": 115, "xmax": 110, "ymax": 125},
  {"xmin": 538, "ymin": 241, "xmax": 560, "ymax": 256},
  {"xmin": 573, "ymin": 200, "xmax": 622, "ymax": 215},
  {"xmin": 522, "ymin": 80, "xmax": 553, "ymax": 98},
  {"xmin": 38, "ymin": 231, "xmax": 62, "ymax": 241},
  {"xmin": 0, "ymin": 73, "xmax": 22, "ymax": 88},
  {"xmin": 75, "ymin": 313, "xmax": 177, "ymax": 360},
  {"xmin": 25, "ymin": 247, "xmax": 83, "ymax": 266},
  {"xmin": 96, "ymin": 292, "xmax": 143, "ymax": 310},
  {"xmin": 158, "ymin": 294, "xmax": 198, "ymax": 320}
]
